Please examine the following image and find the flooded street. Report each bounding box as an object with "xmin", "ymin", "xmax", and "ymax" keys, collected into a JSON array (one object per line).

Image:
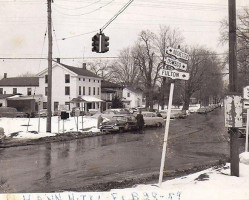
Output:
[{"xmin": 0, "ymin": 108, "xmax": 244, "ymax": 192}]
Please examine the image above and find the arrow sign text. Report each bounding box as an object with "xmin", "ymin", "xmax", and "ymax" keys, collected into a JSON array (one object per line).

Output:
[
  {"xmin": 165, "ymin": 57, "xmax": 187, "ymax": 71},
  {"xmin": 166, "ymin": 47, "xmax": 189, "ymax": 61},
  {"xmin": 159, "ymin": 69, "xmax": 190, "ymax": 80}
]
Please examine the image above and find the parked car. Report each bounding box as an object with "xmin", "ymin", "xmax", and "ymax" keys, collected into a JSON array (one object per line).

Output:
[
  {"xmin": 141, "ymin": 111, "xmax": 164, "ymax": 127},
  {"xmin": 100, "ymin": 115, "xmax": 137, "ymax": 133},
  {"xmin": 0, "ymin": 107, "xmax": 27, "ymax": 118},
  {"xmin": 197, "ymin": 107, "xmax": 209, "ymax": 114},
  {"xmin": 159, "ymin": 110, "xmax": 187, "ymax": 119},
  {"xmin": 38, "ymin": 109, "xmax": 48, "ymax": 117},
  {"xmin": 0, "ymin": 127, "xmax": 5, "ymax": 143}
]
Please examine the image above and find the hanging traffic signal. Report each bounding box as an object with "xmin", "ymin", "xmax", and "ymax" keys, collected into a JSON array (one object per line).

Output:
[
  {"xmin": 92, "ymin": 33, "xmax": 100, "ymax": 53},
  {"xmin": 101, "ymin": 34, "xmax": 109, "ymax": 53}
]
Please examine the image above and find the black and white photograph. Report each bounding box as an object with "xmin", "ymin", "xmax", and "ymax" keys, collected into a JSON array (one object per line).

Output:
[{"xmin": 0, "ymin": 0, "xmax": 249, "ymax": 199}]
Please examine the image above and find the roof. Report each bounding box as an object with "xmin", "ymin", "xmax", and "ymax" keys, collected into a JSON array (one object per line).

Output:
[
  {"xmin": 71, "ymin": 95, "xmax": 103, "ymax": 103},
  {"xmin": 0, "ymin": 77, "xmax": 39, "ymax": 87},
  {"xmin": 125, "ymin": 87, "xmax": 143, "ymax": 94},
  {"xmin": 101, "ymin": 80, "xmax": 123, "ymax": 88},
  {"xmin": 60, "ymin": 63, "xmax": 101, "ymax": 79},
  {"xmin": 101, "ymin": 88, "xmax": 116, "ymax": 93}
]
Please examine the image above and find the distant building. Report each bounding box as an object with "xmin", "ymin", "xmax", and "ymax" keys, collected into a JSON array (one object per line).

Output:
[
  {"xmin": 122, "ymin": 87, "xmax": 143, "ymax": 108},
  {"xmin": 101, "ymin": 80, "xmax": 123, "ymax": 110}
]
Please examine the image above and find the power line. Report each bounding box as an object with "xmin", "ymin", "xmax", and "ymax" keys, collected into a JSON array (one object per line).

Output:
[
  {"xmin": 52, "ymin": 0, "xmax": 115, "ymax": 17},
  {"xmin": 53, "ymin": 0, "xmax": 102, "ymax": 10},
  {"xmin": 101, "ymin": 0, "xmax": 134, "ymax": 32}
]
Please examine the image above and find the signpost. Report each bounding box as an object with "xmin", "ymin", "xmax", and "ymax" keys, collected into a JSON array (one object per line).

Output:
[
  {"xmin": 243, "ymin": 86, "xmax": 249, "ymax": 152},
  {"xmin": 158, "ymin": 47, "xmax": 189, "ymax": 187}
]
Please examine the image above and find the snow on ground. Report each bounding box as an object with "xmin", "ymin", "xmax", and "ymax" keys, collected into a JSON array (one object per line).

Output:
[
  {"xmin": 111, "ymin": 152, "xmax": 249, "ymax": 200},
  {"xmin": 0, "ymin": 116, "xmax": 98, "ymax": 139}
]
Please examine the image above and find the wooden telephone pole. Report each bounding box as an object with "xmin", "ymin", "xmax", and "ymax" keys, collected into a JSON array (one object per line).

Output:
[
  {"xmin": 228, "ymin": 0, "xmax": 239, "ymax": 176},
  {"xmin": 47, "ymin": 0, "xmax": 53, "ymax": 132}
]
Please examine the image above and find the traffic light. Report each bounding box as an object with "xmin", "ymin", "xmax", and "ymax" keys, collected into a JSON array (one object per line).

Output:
[
  {"xmin": 92, "ymin": 33, "xmax": 100, "ymax": 53},
  {"xmin": 101, "ymin": 34, "xmax": 109, "ymax": 53}
]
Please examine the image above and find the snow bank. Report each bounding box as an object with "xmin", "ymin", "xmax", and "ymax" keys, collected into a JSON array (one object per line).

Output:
[
  {"xmin": 111, "ymin": 153, "xmax": 249, "ymax": 200},
  {"xmin": 240, "ymin": 152, "xmax": 249, "ymax": 165},
  {"xmin": 0, "ymin": 116, "xmax": 98, "ymax": 139}
]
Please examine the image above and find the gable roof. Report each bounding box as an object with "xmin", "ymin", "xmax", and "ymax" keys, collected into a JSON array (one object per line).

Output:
[
  {"xmin": 0, "ymin": 77, "xmax": 39, "ymax": 87},
  {"xmin": 60, "ymin": 63, "xmax": 101, "ymax": 79},
  {"xmin": 101, "ymin": 80, "xmax": 123, "ymax": 88},
  {"xmin": 125, "ymin": 87, "xmax": 143, "ymax": 94}
]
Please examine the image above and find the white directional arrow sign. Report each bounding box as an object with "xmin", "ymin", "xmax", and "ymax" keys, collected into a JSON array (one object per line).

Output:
[
  {"xmin": 159, "ymin": 69, "xmax": 190, "ymax": 80},
  {"xmin": 166, "ymin": 47, "xmax": 189, "ymax": 61},
  {"xmin": 165, "ymin": 57, "xmax": 187, "ymax": 71}
]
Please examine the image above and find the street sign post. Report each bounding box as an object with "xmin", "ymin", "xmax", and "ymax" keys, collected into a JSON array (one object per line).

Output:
[
  {"xmin": 159, "ymin": 69, "xmax": 189, "ymax": 80},
  {"xmin": 165, "ymin": 57, "xmax": 187, "ymax": 71},
  {"xmin": 243, "ymin": 86, "xmax": 249, "ymax": 152},
  {"xmin": 166, "ymin": 47, "xmax": 189, "ymax": 61},
  {"xmin": 158, "ymin": 47, "xmax": 189, "ymax": 187}
]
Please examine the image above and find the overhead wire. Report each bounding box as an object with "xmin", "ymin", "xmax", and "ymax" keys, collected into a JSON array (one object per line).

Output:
[
  {"xmin": 53, "ymin": 0, "xmax": 115, "ymax": 17},
  {"xmin": 52, "ymin": 23, "xmax": 61, "ymax": 57}
]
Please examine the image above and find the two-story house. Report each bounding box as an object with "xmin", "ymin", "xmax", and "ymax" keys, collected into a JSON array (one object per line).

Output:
[
  {"xmin": 36, "ymin": 61, "xmax": 102, "ymax": 112},
  {"xmin": 122, "ymin": 87, "xmax": 143, "ymax": 108}
]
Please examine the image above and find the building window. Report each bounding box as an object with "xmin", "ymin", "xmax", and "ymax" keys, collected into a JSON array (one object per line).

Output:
[
  {"xmin": 89, "ymin": 87, "xmax": 91, "ymax": 95},
  {"xmin": 94, "ymin": 80, "xmax": 95, "ymax": 82},
  {"xmin": 89, "ymin": 79, "xmax": 91, "ymax": 82},
  {"xmin": 93, "ymin": 87, "xmax": 96, "ymax": 95},
  {"xmin": 45, "ymin": 75, "xmax": 48, "ymax": 83},
  {"xmin": 54, "ymin": 102, "xmax": 59, "ymax": 111},
  {"xmin": 79, "ymin": 86, "xmax": 81, "ymax": 95},
  {"xmin": 98, "ymin": 80, "xmax": 99, "ymax": 83},
  {"xmin": 27, "ymin": 88, "xmax": 32, "ymax": 96},
  {"xmin": 83, "ymin": 86, "xmax": 85, "ymax": 95},
  {"xmin": 83, "ymin": 78, "xmax": 85, "ymax": 81},
  {"xmin": 13, "ymin": 88, "xmax": 17, "ymax": 94},
  {"xmin": 45, "ymin": 87, "xmax": 48, "ymax": 96},
  {"xmin": 79, "ymin": 78, "xmax": 81, "ymax": 81},
  {"xmin": 65, "ymin": 102, "xmax": 70, "ymax": 110},
  {"xmin": 127, "ymin": 92, "xmax": 130, "ymax": 97},
  {"xmin": 0, "ymin": 88, "xmax": 3, "ymax": 94},
  {"xmin": 97, "ymin": 87, "xmax": 100, "ymax": 95},
  {"xmin": 65, "ymin": 74, "xmax": 70, "ymax": 83},
  {"xmin": 65, "ymin": 86, "xmax": 70, "ymax": 95},
  {"xmin": 43, "ymin": 102, "xmax": 47, "ymax": 109}
]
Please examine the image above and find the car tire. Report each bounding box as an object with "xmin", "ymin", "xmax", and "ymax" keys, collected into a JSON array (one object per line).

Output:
[
  {"xmin": 119, "ymin": 127, "xmax": 124, "ymax": 133},
  {"xmin": 157, "ymin": 122, "xmax": 162, "ymax": 128}
]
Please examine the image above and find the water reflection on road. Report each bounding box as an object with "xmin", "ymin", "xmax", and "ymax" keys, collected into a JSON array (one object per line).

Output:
[{"xmin": 0, "ymin": 109, "xmax": 238, "ymax": 192}]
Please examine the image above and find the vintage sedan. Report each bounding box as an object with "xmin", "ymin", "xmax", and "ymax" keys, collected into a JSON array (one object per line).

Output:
[
  {"xmin": 142, "ymin": 112, "xmax": 164, "ymax": 127},
  {"xmin": 0, "ymin": 107, "xmax": 27, "ymax": 118},
  {"xmin": 100, "ymin": 115, "xmax": 137, "ymax": 133}
]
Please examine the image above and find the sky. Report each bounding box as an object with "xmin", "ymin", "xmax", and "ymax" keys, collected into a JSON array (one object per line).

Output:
[{"xmin": 0, "ymin": 0, "xmax": 249, "ymax": 77}]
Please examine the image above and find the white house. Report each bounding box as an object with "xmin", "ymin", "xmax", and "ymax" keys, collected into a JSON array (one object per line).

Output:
[
  {"xmin": 122, "ymin": 87, "xmax": 143, "ymax": 108},
  {"xmin": 36, "ymin": 61, "xmax": 103, "ymax": 112},
  {"xmin": 0, "ymin": 62, "xmax": 103, "ymax": 113}
]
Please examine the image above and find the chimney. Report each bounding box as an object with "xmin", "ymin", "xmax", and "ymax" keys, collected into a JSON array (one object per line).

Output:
[
  {"xmin": 56, "ymin": 58, "xmax": 60, "ymax": 63},
  {"xmin": 4, "ymin": 73, "xmax": 7, "ymax": 78},
  {"xmin": 82, "ymin": 63, "xmax": 87, "ymax": 70}
]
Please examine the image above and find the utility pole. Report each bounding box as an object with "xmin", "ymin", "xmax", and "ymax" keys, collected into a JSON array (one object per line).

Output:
[
  {"xmin": 47, "ymin": 0, "xmax": 53, "ymax": 132},
  {"xmin": 228, "ymin": 0, "xmax": 239, "ymax": 176}
]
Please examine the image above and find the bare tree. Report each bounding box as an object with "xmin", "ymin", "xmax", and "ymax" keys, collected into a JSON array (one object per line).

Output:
[
  {"xmin": 87, "ymin": 59, "xmax": 114, "ymax": 81},
  {"xmin": 182, "ymin": 46, "xmax": 223, "ymax": 110},
  {"xmin": 110, "ymin": 47, "xmax": 141, "ymax": 86}
]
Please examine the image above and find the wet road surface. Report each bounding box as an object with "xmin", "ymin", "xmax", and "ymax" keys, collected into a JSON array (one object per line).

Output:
[{"xmin": 0, "ymin": 108, "xmax": 245, "ymax": 192}]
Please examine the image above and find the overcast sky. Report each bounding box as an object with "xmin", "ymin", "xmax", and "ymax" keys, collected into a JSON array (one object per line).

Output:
[{"xmin": 0, "ymin": 0, "xmax": 248, "ymax": 77}]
